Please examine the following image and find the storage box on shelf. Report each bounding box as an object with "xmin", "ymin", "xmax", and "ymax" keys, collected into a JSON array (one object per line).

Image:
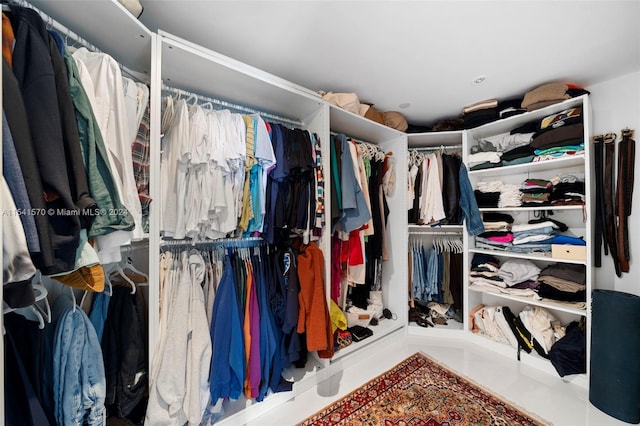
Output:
[{"xmin": 463, "ymin": 95, "xmax": 592, "ymax": 387}]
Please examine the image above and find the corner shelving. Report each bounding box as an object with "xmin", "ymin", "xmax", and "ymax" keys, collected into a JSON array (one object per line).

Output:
[{"xmin": 464, "ymin": 95, "xmax": 593, "ymax": 387}]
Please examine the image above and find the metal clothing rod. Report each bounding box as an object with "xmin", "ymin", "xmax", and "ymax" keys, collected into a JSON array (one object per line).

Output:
[
  {"xmin": 409, "ymin": 231, "xmax": 462, "ymax": 236},
  {"xmin": 161, "ymin": 84, "xmax": 304, "ymax": 128},
  {"xmin": 160, "ymin": 236, "xmax": 265, "ymax": 250},
  {"xmin": 330, "ymin": 132, "xmax": 376, "ymax": 147},
  {"xmin": 411, "ymin": 144, "xmax": 463, "ymax": 152},
  {"xmin": 6, "ymin": 0, "xmax": 148, "ymax": 83}
]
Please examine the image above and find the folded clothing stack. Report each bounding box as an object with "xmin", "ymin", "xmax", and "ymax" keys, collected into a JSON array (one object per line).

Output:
[
  {"xmin": 531, "ymin": 108, "xmax": 583, "ymax": 154},
  {"xmin": 550, "ymin": 179, "xmax": 585, "ymax": 206},
  {"xmin": 521, "ymin": 83, "xmax": 590, "ymax": 111},
  {"xmin": 463, "ymin": 99, "xmax": 498, "ymax": 129},
  {"xmin": 474, "ymin": 181, "xmax": 522, "ymax": 208},
  {"xmin": 520, "ymin": 178, "xmax": 553, "ymax": 207},
  {"xmin": 497, "ymin": 97, "xmax": 526, "ymax": 119},
  {"xmin": 537, "ymin": 263, "xmax": 587, "ymax": 303},
  {"xmin": 482, "ymin": 212, "xmax": 514, "ymax": 232}
]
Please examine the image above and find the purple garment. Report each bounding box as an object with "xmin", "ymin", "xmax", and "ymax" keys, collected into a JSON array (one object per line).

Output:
[{"xmin": 247, "ymin": 263, "xmax": 261, "ymax": 399}]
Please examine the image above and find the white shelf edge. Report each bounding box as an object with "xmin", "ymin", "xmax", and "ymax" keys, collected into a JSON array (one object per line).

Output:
[
  {"xmin": 479, "ymin": 205, "xmax": 584, "ymax": 212},
  {"xmin": 217, "ymin": 356, "xmax": 326, "ymax": 425},
  {"xmin": 469, "ymin": 248, "xmax": 587, "ymax": 265},
  {"xmin": 407, "ymin": 322, "xmax": 464, "ymax": 336},
  {"xmin": 468, "ymin": 287, "xmax": 587, "ymax": 316},
  {"xmin": 466, "ymin": 333, "xmax": 588, "ymax": 388},
  {"xmin": 469, "ymin": 155, "xmax": 585, "ymax": 177},
  {"xmin": 408, "ymin": 224, "xmax": 464, "ymax": 230},
  {"xmin": 330, "ymin": 321, "xmax": 404, "ymax": 362}
]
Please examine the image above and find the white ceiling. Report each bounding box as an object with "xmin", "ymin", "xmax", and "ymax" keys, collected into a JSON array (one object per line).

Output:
[{"xmin": 140, "ymin": 1, "xmax": 640, "ymax": 126}]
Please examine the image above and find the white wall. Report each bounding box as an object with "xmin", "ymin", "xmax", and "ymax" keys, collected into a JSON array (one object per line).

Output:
[{"xmin": 589, "ymin": 70, "xmax": 640, "ymax": 295}]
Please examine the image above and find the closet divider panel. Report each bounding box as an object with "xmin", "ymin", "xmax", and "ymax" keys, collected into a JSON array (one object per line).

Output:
[
  {"xmin": 148, "ymin": 32, "xmax": 162, "ymax": 369},
  {"xmin": 378, "ymin": 135, "xmax": 409, "ymax": 327}
]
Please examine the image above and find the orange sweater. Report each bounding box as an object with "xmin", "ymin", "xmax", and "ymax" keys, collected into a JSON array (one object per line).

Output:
[{"xmin": 296, "ymin": 242, "xmax": 334, "ymax": 358}]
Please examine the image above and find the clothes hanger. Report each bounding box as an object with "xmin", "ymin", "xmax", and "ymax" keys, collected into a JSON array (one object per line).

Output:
[
  {"xmin": 104, "ymin": 273, "xmax": 113, "ymax": 296},
  {"xmin": 69, "ymin": 286, "xmax": 78, "ymax": 313},
  {"xmin": 186, "ymin": 93, "xmax": 198, "ymax": 106},
  {"xmin": 108, "ymin": 263, "xmax": 137, "ymax": 294},
  {"xmin": 2, "ymin": 302, "xmax": 46, "ymax": 329},
  {"xmin": 120, "ymin": 246, "xmax": 149, "ymax": 282},
  {"xmin": 31, "ymin": 282, "xmax": 52, "ymax": 325}
]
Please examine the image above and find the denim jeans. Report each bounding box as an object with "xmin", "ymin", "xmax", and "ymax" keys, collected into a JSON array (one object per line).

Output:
[
  {"xmin": 53, "ymin": 296, "xmax": 106, "ymax": 425},
  {"xmin": 458, "ymin": 163, "xmax": 485, "ymax": 236}
]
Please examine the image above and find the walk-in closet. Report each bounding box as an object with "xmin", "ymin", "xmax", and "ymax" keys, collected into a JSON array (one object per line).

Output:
[{"xmin": 2, "ymin": 1, "xmax": 640, "ymax": 425}]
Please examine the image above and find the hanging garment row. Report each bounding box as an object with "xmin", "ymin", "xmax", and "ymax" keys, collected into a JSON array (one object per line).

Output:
[
  {"xmin": 4, "ymin": 259, "xmax": 150, "ymax": 426},
  {"xmin": 147, "ymin": 239, "xmax": 332, "ymax": 425},
  {"xmin": 408, "ymin": 233, "xmax": 463, "ymax": 323},
  {"xmin": 160, "ymin": 93, "xmax": 325, "ymax": 245},
  {"xmin": 329, "ymin": 134, "xmax": 395, "ymax": 324},
  {"xmin": 407, "ymin": 148, "xmax": 484, "ymax": 235},
  {"xmin": 2, "ymin": 4, "xmax": 151, "ymax": 310}
]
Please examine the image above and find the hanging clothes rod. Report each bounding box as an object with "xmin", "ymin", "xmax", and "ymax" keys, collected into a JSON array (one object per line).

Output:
[
  {"xmin": 160, "ymin": 237, "xmax": 265, "ymax": 250},
  {"xmin": 161, "ymin": 84, "xmax": 304, "ymax": 128},
  {"xmin": 6, "ymin": 0, "xmax": 148, "ymax": 83},
  {"xmin": 331, "ymin": 132, "xmax": 389, "ymax": 159},
  {"xmin": 409, "ymin": 231, "xmax": 462, "ymax": 236},
  {"xmin": 330, "ymin": 131, "xmax": 376, "ymax": 147},
  {"xmin": 411, "ymin": 144, "xmax": 463, "ymax": 152}
]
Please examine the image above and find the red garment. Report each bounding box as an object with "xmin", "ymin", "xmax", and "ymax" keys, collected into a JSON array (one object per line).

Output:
[
  {"xmin": 331, "ymin": 237, "xmax": 342, "ymax": 303},
  {"xmin": 339, "ymin": 230, "xmax": 364, "ymax": 266}
]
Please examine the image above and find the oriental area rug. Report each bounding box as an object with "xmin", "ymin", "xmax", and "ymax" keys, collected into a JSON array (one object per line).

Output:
[{"xmin": 298, "ymin": 352, "xmax": 551, "ymax": 426}]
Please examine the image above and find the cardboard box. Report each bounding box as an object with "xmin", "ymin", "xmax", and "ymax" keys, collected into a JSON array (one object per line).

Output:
[{"xmin": 552, "ymin": 244, "xmax": 587, "ymax": 261}]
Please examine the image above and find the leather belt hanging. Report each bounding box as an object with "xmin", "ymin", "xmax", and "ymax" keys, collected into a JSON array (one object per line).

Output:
[
  {"xmin": 616, "ymin": 129, "xmax": 635, "ymax": 273},
  {"xmin": 592, "ymin": 134, "xmax": 606, "ymax": 266},
  {"xmin": 603, "ymin": 133, "xmax": 621, "ymax": 276}
]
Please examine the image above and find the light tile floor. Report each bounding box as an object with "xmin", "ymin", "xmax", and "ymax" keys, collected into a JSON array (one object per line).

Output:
[{"xmin": 227, "ymin": 331, "xmax": 627, "ymax": 426}]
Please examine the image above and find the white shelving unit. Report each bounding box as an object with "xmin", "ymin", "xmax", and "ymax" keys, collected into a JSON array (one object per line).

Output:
[{"xmin": 463, "ymin": 95, "xmax": 593, "ymax": 387}]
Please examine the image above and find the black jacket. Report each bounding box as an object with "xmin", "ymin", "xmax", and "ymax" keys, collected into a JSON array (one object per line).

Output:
[
  {"xmin": 47, "ymin": 34, "xmax": 97, "ymax": 229},
  {"xmin": 9, "ymin": 6, "xmax": 80, "ymax": 273},
  {"xmin": 2, "ymin": 58, "xmax": 56, "ymax": 274}
]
